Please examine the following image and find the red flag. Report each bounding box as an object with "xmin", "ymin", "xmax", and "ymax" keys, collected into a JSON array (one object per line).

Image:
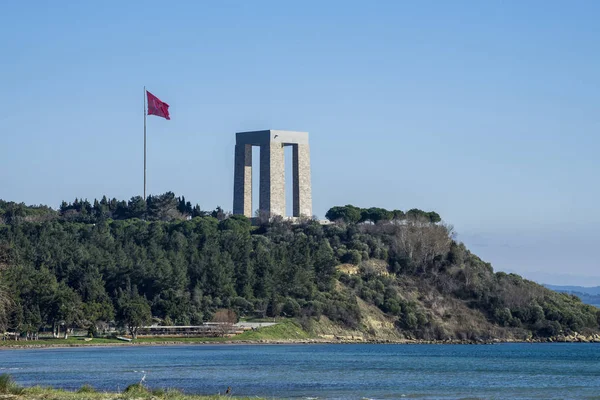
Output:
[{"xmin": 146, "ymin": 90, "xmax": 170, "ymax": 120}]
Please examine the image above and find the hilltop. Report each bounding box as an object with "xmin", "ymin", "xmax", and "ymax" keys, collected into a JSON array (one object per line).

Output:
[{"xmin": 0, "ymin": 194, "xmax": 598, "ymax": 342}]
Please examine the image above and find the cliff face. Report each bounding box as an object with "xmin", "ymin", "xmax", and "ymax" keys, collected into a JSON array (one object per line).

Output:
[{"xmin": 0, "ymin": 210, "xmax": 598, "ymax": 341}]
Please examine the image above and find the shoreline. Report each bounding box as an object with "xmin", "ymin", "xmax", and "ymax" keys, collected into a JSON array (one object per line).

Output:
[{"xmin": 2, "ymin": 335, "xmax": 599, "ymax": 350}]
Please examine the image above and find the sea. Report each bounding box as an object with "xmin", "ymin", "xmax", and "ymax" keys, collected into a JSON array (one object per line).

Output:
[{"xmin": 1, "ymin": 343, "xmax": 599, "ymax": 399}]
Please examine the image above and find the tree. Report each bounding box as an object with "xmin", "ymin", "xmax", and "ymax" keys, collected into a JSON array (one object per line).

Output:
[
  {"xmin": 406, "ymin": 208, "xmax": 427, "ymax": 221},
  {"xmin": 117, "ymin": 289, "xmax": 152, "ymax": 339},
  {"xmin": 8, "ymin": 266, "xmax": 59, "ymax": 338},
  {"xmin": 191, "ymin": 204, "xmax": 205, "ymax": 217},
  {"xmin": 177, "ymin": 196, "xmax": 193, "ymax": 216},
  {"xmin": 427, "ymin": 211, "xmax": 442, "ymax": 223},
  {"xmin": 360, "ymin": 207, "xmax": 393, "ymax": 224},
  {"xmin": 325, "ymin": 205, "xmax": 362, "ymax": 224},
  {"xmin": 0, "ymin": 279, "xmax": 11, "ymax": 332},
  {"xmin": 212, "ymin": 308, "xmax": 237, "ymax": 337},
  {"xmin": 406, "ymin": 209, "xmax": 442, "ymax": 223},
  {"xmin": 387, "ymin": 220, "xmax": 452, "ymax": 274},
  {"xmin": 147, "ymin": 192, "xmax": 180, "ymax": 221},
  {"xmin": 127, "ymin": 196, "xmax": 147, "ymax": 219},
  {"xmin": 211, "ymin": 206, "xmax": 227, "ymax": 221},
  {"xmin": 0, "ymin": 246, "xmax": 11, "ymax": 331},
  {"xmin": 219, "ymin": 215, "xmax": 251, "ymax": 232},
  {"xmin": 392, "ymin": 210, "xmax": 406, "ymax": 220},
  {"xmin": 282, "ymin": 297, "xmax": 301, "ymax": 317},
  {"xmin": 1, "ymin": 202, "xmax": 31, "ymax": 224},
  {"xmin": 53, "ymin": 283, "xmax": 84, "ymax": 339},
  {"xmin": 341, "ymin": 249, "xmax": 362, "ymax": 265}
]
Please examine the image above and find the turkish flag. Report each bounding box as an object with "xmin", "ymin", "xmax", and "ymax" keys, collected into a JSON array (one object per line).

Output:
[{"xmin": 146, "ymin": 91, "xmax": 170, "ymax": 120}]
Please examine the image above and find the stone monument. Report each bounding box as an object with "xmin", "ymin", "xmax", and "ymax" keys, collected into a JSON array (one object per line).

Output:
[{"xmin": 233, "ymin": 130, "xmax": 312, "ymax": 218}]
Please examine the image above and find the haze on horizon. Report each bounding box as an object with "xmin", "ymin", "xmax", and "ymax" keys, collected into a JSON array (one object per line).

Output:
[{"xmin": 1, "ymin": 1, "xmax": 598, "ymax": 286}]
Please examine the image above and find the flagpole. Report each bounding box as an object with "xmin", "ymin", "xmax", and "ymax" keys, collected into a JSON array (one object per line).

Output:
[{"xmin": 143, "ymin": 86, "xmax": 147, "ymax": 200}]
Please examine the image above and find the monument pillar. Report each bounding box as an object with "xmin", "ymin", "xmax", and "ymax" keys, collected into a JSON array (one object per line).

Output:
[
  {"xmin": 292, "ymin": 144, "xmax": 312, "ymax": 217},
  {"xmin": 259, "ymin": 141, "xmax": 285, "ymax": 218},
  {"xmin": 233, "ymin": 143, "xmax": 252, "ymax": 217},
  {"xmin": 233, "ymin": 130, "xmax": 311, "ymax": 219}
]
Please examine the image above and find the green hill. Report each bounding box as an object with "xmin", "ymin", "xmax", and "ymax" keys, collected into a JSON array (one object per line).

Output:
[{"xmin": 0, "ymin": 195, "xmax": 598, "ymax": 342}]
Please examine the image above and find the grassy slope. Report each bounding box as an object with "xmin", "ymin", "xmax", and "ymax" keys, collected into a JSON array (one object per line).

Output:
[{"xmin": 234, "ymin": 320, "xmax": 311, "ymax": 341}]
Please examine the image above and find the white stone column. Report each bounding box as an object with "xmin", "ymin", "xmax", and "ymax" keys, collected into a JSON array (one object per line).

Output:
[
  {"xmin": 293, "ymin": 143, "xmax": 312, "ymax": 217},
  {"xmin": 233, "ymin": 143, "xmax": 252, "ymax": 217},
  {"xmin": 260, "ymin": 142, "xmax": 285, "ymax": 217}
]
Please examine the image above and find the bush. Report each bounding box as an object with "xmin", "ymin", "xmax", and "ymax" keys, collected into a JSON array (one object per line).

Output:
[
  {"xmin": 0, "ymin": 374, "xmax": 23, "ymax": 395},
  {"xmin": 123, "ymin": 382, "xmax": 149, "ymax": 394},
  {"xmin": 232, "ymin": 296, "xmax": 254, "ymax": 315},
  {"xmin": 402, "ymin": 312, "xmax": 418, "ymax": 330},
  {"xmin": 282, "ymin": 298, "xmax": 301, "ymax": 317},
  {"xmin": 77, "ymin": 384, "xmax": 97, "ymax": 393},
  {"xmin": 305, "ymin": 300, "xmax": 324, "ymax": 317},
  {"xmin": 87, "ymin": 325, "xmax": 98, "ymax": 338},
  {"xmin": 382, "ymin": 298, "xmax": 401, "ymax": 316},
  {"xmin": 341, "ymin": 249, "xmax": 362, "ymax": 265},
  {"xmin": 324, "ymin": 296, "xmax": 361, "ymax": 328},
  {"xmin": 493, "ymin": 307, "xmax": 513, "ymax": 327},
  {"xmin": 536, "ymin": 320, "xmax": 562, "ymax": 337}
]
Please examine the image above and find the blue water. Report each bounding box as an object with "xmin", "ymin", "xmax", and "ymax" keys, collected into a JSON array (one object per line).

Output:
[{"xmin": 1, "ymin": 343, "xmax": 600, "ymax": 399}]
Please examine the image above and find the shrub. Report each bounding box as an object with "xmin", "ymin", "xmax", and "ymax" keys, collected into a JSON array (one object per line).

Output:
[
  {"xmin": 77, "ymin": 384, "xmax": 97, "ymax": 393},
  {"xmin": 382, "ymin": 298, "xmax": 401, "ymax": 316},
  {"xmin": 282, "ymin": 297, "xmax": 301, "ymax": 317},
  {"xmin": 536, "ymin": 320, "xmax": 562, "ymax": 337},
  {"xmin": 0, "ymin": 374, "xmax": 23, "ymax": 395},
  {"xmin": 341, "ymin": 249, "xmax": 362, "ymax": 265},
  {"xmin": 402, "ymin": 312, "xmax": 418, "ymax": 330},
  {"xmin": 493, "ymin": 307, "xmax": 513, "ymax": 327},
  {"xmin": 304, "ymin": 300, "xmax": 324, "ymax": 317},
  {"xmin": 123, "ymin": 382, "xmax": 149, "ymax": 394}
]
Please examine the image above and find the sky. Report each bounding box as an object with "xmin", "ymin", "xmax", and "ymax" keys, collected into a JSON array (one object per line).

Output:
[{"xmin": 1, "ymin": 1, "xmax": 599, "ymax": 285}]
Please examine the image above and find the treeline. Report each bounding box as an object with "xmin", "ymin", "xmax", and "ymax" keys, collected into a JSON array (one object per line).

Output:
[
  {"xmin": 0, "ymin": 200, "xmax": 56, "ymax": 225},
  {"xmin": 0, "ymin": 193, "xmax": 228, "ymax": 225},
  {"xmin": 0, "ymin": 194, "xmax": 598, "ymax": 341},
  {"xmin": 58, "ymin": 192, "xmax": 207, "ymax": 223},
  {"xmin": 326, "ymin": 205, "xmax": 441, "ymax": 224}
]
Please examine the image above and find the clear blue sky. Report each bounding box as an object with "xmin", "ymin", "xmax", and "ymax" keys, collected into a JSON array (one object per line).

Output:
[{"xmin": 1, "ymin": 1, "xmax": 599, "ymax": 285}]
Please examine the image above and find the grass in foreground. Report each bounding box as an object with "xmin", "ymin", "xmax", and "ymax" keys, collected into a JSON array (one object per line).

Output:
[{"xmin": 0, "ymin": 375, "xmax": 266, "ymax": 400}]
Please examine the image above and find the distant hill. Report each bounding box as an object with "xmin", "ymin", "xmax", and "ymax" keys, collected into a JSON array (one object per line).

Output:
[
  {"xmin": 544, "ymin": 285, "xmax": 600, "ymax": 296},
  {"xmin": 545, "ymin": 285, "xmax": 600, "ymax": 308}
]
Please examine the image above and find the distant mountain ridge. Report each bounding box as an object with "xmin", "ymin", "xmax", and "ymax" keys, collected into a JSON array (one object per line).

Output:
[
  {"xmin": 544, "ymin": 285, "xmax": 600, "ymax": 307},
  {"xmin": 544, "ymin": 285, "xmax": 600, "ymax": 296}
]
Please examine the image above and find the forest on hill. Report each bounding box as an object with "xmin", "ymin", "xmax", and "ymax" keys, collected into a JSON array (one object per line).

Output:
[{"xmin": 0, "ymin": 194, "xmax": 598, "ymax": 341}]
